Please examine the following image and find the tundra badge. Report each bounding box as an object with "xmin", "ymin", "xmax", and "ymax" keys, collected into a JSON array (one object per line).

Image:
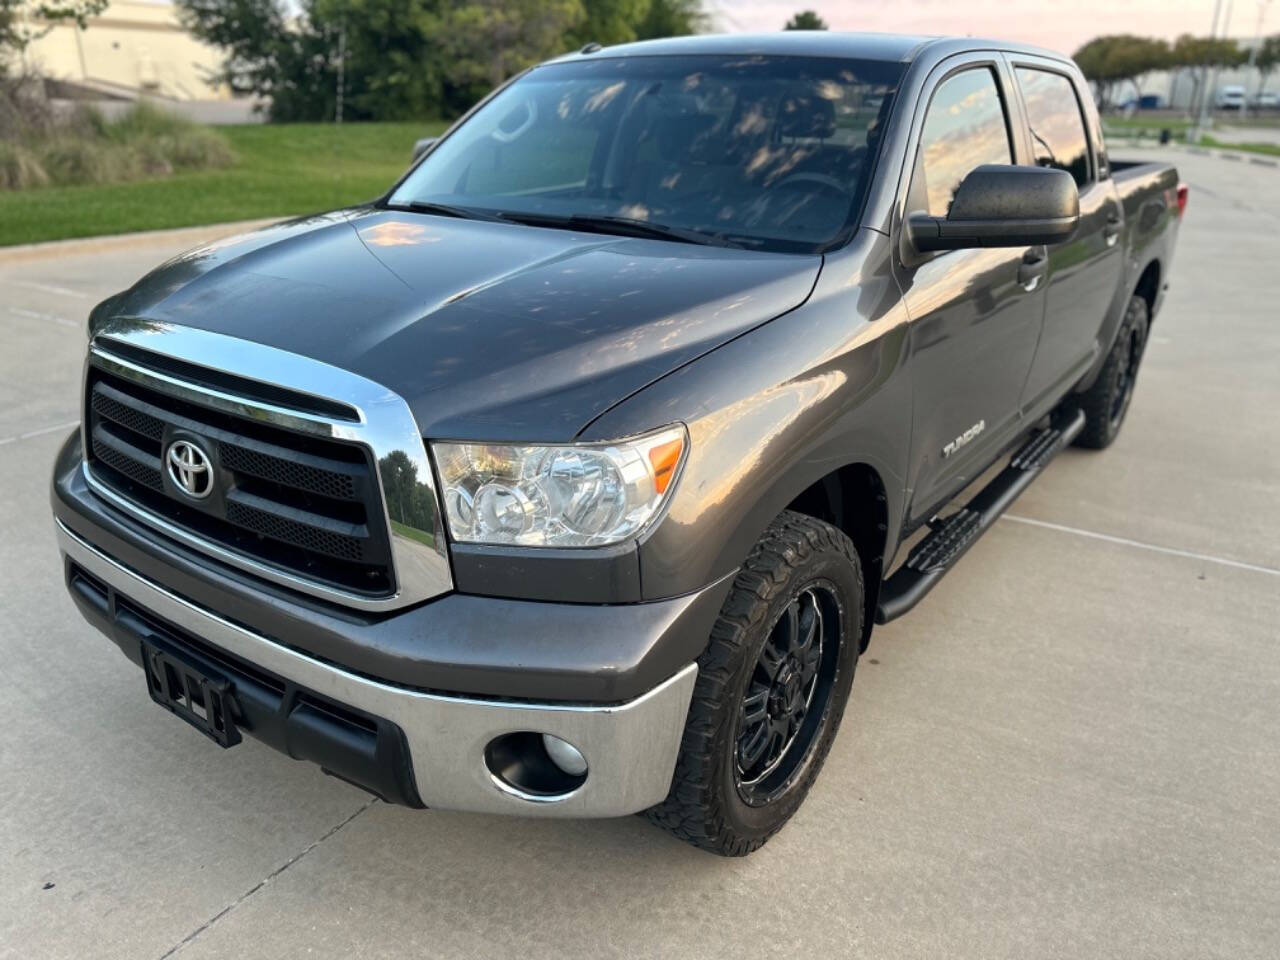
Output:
[{"xmin": 943, "ymin": 421, "xmax": 985, "ymax": 459}]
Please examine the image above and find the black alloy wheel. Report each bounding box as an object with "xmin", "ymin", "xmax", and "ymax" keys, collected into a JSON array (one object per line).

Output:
[
  {"xmin": 647, "ymin": 511, "xmax": 863, "ymax": 856},
  {"xmin": 735, "ymin": 582, "xmax": 842, "ymax": 806}
]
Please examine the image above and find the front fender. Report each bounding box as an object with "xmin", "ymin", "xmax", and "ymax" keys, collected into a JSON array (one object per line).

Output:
[{"xmin": 581, "ymin": 232, "xmax": 913, "ymax": 601}]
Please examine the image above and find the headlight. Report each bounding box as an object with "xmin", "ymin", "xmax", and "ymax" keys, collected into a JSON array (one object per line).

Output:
[{"xmin": 432, "ymin": 425, "xmax": 686, "ymax": 547}]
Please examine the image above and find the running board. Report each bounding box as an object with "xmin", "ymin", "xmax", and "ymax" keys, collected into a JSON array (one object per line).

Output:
[{"xmin": 875, "ymin": 409, "xmax": 1086, "ymax": 624}]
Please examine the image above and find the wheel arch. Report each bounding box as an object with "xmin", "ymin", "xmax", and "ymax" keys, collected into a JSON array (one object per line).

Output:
[
  {"xmin": 1076, "ymin": 256, "xmax": 1162, "ymax": 395},
  {"xmin": 784, "ymin": 462, "xmax": 889, "ymax": 652},
  {"xmin": 1133, "ymin": 258, "xmax": 1161, "ymax": 321}
]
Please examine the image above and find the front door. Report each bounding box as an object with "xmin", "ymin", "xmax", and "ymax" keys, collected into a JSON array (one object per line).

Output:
[{"xmin": 895, "ymin": 62, "xmax": 1047, "ymax": 526}]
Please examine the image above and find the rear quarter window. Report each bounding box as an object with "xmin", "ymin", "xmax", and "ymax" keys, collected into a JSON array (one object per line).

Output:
[{"xmin": 1015, "ymin": 68, "xmax": 1092, "ymax": 186}]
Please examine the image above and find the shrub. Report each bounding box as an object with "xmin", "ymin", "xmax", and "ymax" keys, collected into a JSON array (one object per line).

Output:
[
  {"xmin": 38, "ymin": 137, "xmax": 140, "ymax": 184},
  {"xmin": 0, "ymin": 141, "xmax": 50, "ymax": 190},
  {"xmin": 164, "ymin": 127, "xmax": 236, "ymax": 170},
  {"xmin": 105, "ymin": 101, "xmax": 196, "ymax": 142},
  {"xmin": 1, "ymin": 98, "xmax": 236, "ymax": 190}
]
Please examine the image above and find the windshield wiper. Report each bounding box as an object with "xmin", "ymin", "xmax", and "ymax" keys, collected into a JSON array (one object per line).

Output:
[
  {"xmin": 389, "ymin": 200, "xmax": 506, "ymax": 222},
  {"xmin": 497, "ymin": 212, "xmax": 747, "ymax": 249}
]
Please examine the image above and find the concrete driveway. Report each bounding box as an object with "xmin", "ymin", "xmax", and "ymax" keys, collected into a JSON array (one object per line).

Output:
[{"xmin": 2, "ymin": 149, "xmax": 1277, "ymax": 959}]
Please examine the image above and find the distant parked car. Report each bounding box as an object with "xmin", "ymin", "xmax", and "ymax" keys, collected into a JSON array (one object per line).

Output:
[
  {"xmin": 1216, "ymin": 85, "xmax": 1246, "ymax": 110},
  {"xmin": 1252, "ymin": 91, "xmax": 1279, "ymax": 110}
]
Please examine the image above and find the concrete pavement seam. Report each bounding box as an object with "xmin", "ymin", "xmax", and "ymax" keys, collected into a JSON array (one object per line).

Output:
[
  {"xmin": 1002, "ymin": 514, "xmax": 1280, "ymax": 578},
  {"xmin": 0, "ymin": 420, "xmax": 80, "ymax": 447},
  {"xmin": 154, "ymin": 797, "xmax": 378, "ymax": 959}
]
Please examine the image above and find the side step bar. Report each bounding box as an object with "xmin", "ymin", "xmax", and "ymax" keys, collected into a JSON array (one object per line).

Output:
[{"xmin": 875, "ymin": 409, "xmax": 1086, "ymax": 624}]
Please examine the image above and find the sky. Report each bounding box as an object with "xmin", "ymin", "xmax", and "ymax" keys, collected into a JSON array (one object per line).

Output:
[{"xmin": 704, "ymin": 0, "xmax": 1270, "ymax": 57}]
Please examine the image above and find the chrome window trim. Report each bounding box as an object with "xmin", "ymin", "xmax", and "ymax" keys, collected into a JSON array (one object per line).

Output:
[{"xmin": 83, "ymin": 320, "xmax": 452, "ymax": 612}]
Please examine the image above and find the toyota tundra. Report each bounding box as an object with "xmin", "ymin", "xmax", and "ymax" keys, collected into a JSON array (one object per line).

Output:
[{"xmin": 51, "ymin": 33, "xmax": 1184, "ymax": 855}]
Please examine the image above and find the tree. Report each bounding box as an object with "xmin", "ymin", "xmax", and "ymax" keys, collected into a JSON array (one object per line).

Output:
[
  {"xmin": 438, "ymin": 0, "xmax": 582, "ymax": 94},
  {"xmin": 783, "ymin": 10, "xmax": 827, "ymax": 31},
  {"xmin": 177, "ymin": 0, "xmax": 336, "ymax": 121},
  {"xmin": 2, "ymin": 0, "xmax": 108, "ymax": 71},
  {"xmin": 566, "ymin": 0, "xmax": 648, "ymax": 48},
  {"xmin": 634, "ymin": 0, "xmax": 706, "ymax": 40},
  {"xmin": 1256, "ymin": 34, "xmax": 1280, "ymax": 93},
  {"xmin": 1073, "ymin": 35, "xmax": 1170, "ymax": 109},
  {"xmin": 179, "ymin": 0, "xmax": 706, "ymax": 121},
  {"xmin": 180, "ymin": 0, "xmax": 583, "ymax": 121},
  {"xmin": 1169, "ymin": 33, "xmax": 1246, "ymax": 115}
]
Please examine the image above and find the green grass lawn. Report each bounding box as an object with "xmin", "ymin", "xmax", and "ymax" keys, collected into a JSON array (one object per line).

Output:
[
  {"xmin": 1200, "ymin": 136, "xmax": 1280, "ymax": 157},
  {"xmin": 1102, "ymin": 117, "xmax": 1280, "ymax": 158},
  {"xmin": 0, "ymin": 121, "xmax": 447, "ymax": 247}
]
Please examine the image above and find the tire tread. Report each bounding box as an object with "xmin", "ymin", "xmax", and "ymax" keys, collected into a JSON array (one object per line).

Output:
[{"xmin": 646, "ymin": 510, "xmax": 863, "ymax": 856}]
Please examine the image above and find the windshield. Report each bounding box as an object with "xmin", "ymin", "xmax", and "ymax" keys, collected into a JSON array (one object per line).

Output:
[{"xmin": 388, "ymin": 54, "xmax": 905, "ymax": 253}]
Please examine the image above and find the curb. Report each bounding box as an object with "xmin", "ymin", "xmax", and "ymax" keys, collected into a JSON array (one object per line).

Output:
[{"xmin": 0, "ymin": 217, "xmax": 282, "ymax": 265}]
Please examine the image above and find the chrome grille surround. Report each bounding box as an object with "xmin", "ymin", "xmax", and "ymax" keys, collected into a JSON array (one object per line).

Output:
[{"xmin": 82, "ymin": 320, "xmax": 452, "ymax": 612}]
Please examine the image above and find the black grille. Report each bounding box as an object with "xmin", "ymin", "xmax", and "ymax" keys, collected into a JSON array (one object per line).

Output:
[
  {"xmin": 92, "ymin": 430, "xmax": 163, "ymax": 490},
  {"xmin": 85, "ymin": 366, "xmax": 393, "ymax": 598},
  {"xmin": 218, "ymin": 443, "xmax": 357, "ymax": 501},
  {"xmin": 225, "ymin": 499, "xmax": 365, "ymax": 562},
  {"xmin": 92, "ymin": 390, "xmax": 164, "ymax": 442}
]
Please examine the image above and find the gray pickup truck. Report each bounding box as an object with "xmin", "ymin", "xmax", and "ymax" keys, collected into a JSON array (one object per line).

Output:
[{"xmin": 52, "ymin": 32, "xmax": 1183, "ymax": 856}]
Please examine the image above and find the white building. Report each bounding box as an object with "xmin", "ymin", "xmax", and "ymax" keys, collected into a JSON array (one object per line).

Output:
[{"xmin": 22, "ymin": 0, "xmax": 232, "ymax": 102}]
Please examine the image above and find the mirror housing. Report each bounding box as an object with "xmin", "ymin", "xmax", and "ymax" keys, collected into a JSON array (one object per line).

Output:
[
  {"xmin": 411, "ymin": 136, "xmax": 438, "ymax": 161},
  {"xmin": 907, "ymin": 164, "xmax": 1079, "ymax": 252}
]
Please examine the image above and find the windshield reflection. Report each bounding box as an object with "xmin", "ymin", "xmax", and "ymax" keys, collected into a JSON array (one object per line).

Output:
[{"xmin": 389, "ymin": 55, "xmax": 904, "ymax": 254}]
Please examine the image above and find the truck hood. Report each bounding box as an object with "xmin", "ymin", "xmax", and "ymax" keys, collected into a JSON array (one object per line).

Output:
[{"xmin": 107, "ymin": 208, "xmax": 822, "ymax": 440}]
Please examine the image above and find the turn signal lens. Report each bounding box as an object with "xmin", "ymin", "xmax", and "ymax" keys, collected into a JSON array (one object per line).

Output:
[{"xmin": 648, "ymin": 437, "xmax": 684, "ymax": 495}]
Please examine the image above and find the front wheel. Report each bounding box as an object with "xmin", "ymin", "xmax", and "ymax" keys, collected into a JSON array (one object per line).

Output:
[
  {"xmin": 1073, "ymin": 294, "xmax": 1150, "ymax": 450},
  {"xmin": 646, "ymin": 511, "xmax": 863, "ymax": 856}
]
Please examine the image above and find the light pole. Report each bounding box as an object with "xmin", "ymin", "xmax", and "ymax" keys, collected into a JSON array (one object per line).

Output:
[
  {"xmin": 1194, "ymin": 0, "xmax": 1228, "ymax": 142},
  {"xmin": 1240, "ymin": 0, "xmax": 1273, "ymax": 119},
  {"xmin": 335, "ymin": 22, "xmax": 346, "ymax": 125}
]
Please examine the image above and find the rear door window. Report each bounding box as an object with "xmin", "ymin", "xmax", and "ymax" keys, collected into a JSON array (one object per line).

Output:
[
  {"xmin": 911, "ymin": 67, "xmax": 1013, "ymax": 217},
  {"xmin": 1015, "ymin": 68, "xmax": 1092, "ymax": 186}
]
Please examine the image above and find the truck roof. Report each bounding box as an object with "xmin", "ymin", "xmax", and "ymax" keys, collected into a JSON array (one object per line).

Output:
[{"xmin": 556, "ymin": 32, "xmax": 1074, "ymax": 67}]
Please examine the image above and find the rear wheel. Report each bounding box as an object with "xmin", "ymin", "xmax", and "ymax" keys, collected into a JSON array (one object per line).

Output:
[
  {"xmin": 646, "ymin": 511, "xmax": 862, "ymax": 856},
  {"xmin": 1073, "ymin": 294, "xmax": 1149, "ymax": 450}
]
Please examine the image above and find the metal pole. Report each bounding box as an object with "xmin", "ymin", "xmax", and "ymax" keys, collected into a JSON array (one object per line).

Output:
[
  {"xmin": 1195, "ymin": 0, "xmax": 1228, "ymax": 142},
  {"xmin": 336, "ymin": 23, "xmax": 346, "ymax": 125},
  {"xmin": 1241, "ymin": 0, "xmax": 1272, "ymax": 119}
]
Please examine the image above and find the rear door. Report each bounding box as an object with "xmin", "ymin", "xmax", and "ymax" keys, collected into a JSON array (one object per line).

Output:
[
  {"xmin": 1009, "ymin": 58, "xmax": 1126, "ymax": 415},
  {"xmin": 893, "ymin": 56, "xmax": 1047, "ymax": 526}
]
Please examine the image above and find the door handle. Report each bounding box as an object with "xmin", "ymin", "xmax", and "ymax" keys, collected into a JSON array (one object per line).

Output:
[
  {"xmin": 1103, "ymin": 210, "xmax": 1122, "ymax": 246},
  {"xmin": 1018, "ymin": 246, "xmax": 1048, "ymax": 291}
]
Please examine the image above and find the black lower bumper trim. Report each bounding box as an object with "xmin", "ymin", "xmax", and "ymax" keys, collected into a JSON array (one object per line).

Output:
[{"xmin": 67, "ymin": 557, "xmax": 425, "ymax": 808}]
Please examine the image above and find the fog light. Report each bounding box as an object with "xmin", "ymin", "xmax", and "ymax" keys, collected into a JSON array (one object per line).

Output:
[{"xmin": 541, "ymin": 734, "xmax": 588, "ymax": 776}]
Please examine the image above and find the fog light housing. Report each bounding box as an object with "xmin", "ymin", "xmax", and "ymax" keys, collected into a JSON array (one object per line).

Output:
[
  {"xmin": 541, "ymin": 734, "xmax": 588, "ymax": 776},
  {"xmin": 484, "ymin": 731, "xmax": 588, "ymax": 800}
]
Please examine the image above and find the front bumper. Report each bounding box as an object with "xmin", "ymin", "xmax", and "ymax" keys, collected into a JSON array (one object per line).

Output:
[
  {"xmin": 57, "ymin": 519, "xmax": 698, "ymax": 817},
  {"xmin": 52, "ymin": 432, "xmax": 730, "ymax": 704}
]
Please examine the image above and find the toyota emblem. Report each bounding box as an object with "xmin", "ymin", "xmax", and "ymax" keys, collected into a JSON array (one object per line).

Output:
[{"xmin": 166, "ymin": 439, "xmax": 213, "ymax": 499}]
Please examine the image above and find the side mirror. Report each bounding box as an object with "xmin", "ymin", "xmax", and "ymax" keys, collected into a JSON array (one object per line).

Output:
[
  {"xmin": 411, "ymin": 136, "xmax": 438, "ymax": 161},
  {"xmin": 907, "ymin": 164, "xmax": 1079, "ymax": 252}
]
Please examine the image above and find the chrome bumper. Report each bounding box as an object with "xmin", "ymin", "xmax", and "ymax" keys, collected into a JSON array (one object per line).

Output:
[{"xmin": 57, "ymin": 521, "xmax": 697, "ymax": 818}]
